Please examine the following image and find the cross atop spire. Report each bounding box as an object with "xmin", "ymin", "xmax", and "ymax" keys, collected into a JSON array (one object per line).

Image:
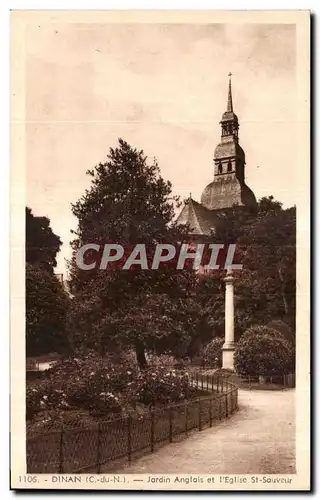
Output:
[{"xmin": 227, "ymin": 72, "xmax": 233, "ymax": 112}]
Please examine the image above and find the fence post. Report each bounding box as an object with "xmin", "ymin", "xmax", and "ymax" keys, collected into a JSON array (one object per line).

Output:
[
  {"xmin": 216, "ymin": 376, "xmax": 219, "ymax": 393},
  {"xmin": 96, "ymin": 422, "xmax": 102, "ymax": 473},
  {"xmin": 225, "ymin": 393, "xmax": 228, "ymax": 418},
  {"xmin": 198, "ymin": 399, "xmax": 202, "ymax": 431},
  {"xmin": 59, "ymin": 424, "xmax": 64, "ymax": 474},
  {"xmin": 169, "ymin": 407, "xmax": 173, "ymax": 443},
  {"xmin": 127, "ymin": 415, "xmax": 132, "ymax": 462},
  {"xmin": 185, "ymin": 403, "xmax": 188, "ymax": 435},
  {"xmin": 150, "ymin": 411, "xmax": 155, "ymax": 453},
  {"xmin": 209, "ymin": 398, "xmax": 212, "ymax": 427}
]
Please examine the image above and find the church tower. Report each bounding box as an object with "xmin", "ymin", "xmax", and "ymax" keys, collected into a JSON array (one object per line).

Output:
[
  {"xmin": 176, "ymin": 75, "xmax": 257, "ymax": 237},
  {"xmin": 201, "ymin": 74, "xmax": 257, "ymax": 211}
]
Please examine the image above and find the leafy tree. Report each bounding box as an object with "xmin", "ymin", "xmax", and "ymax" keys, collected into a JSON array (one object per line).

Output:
[
  {"xmin": 68, "ymin": 139, "xmax": 200, "ymax": 367},
  {"xmin": 209, "ymin": 196, "xmax": 296, "ymax": 337},
  {"xmin": 234, "ymin": 325, "xmax": 294, "ymax": 376},
  {"xmin": 26, "ymin": 263, "xmax": 70, "ymax": 356},
  {"xmin": 26, "ymin": 207, "xmax": 62, "ymax": 274}
]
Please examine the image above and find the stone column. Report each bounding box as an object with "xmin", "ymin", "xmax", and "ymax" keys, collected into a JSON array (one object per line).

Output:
[{"xmin": 222, "ymin": 268, "xmax": 235, "ymax": 370}]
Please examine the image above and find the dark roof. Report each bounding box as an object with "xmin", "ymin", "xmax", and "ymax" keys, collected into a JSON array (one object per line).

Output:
[
  {"xmin": 176, "ymin": 198, "xmax": 217, "ymax": 236},
  {"xmin": 201, "ymin": 177, "xmax": 257, "ymax": 211},
  {"xmin": 220, "ymin": 110, "xmax": 239, "ymax": 123},
  {"xmin": 214, "ymin": 138, "xmax": 245, "ymax": 161}
]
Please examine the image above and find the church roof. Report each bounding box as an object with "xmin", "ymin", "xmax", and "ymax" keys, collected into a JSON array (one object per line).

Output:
[
  {"xmin": 176, "ymin": 75, "xmax": 257, "ymax": 231},
  {"xmin": 176, "ymin": 198, "xmax": 217, "ymax": 236},
  {"xmin": 201, "ymin": 177, "xmax": 257, "ymax": 211},
  {"xmin": 214, "ymin": 138, "xmax": 245, "ymax": 161}
]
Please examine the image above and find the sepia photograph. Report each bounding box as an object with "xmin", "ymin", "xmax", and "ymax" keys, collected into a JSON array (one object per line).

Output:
[{"xmin": 10, "ymin": 10, "xmax": 310, "ymax": 491}]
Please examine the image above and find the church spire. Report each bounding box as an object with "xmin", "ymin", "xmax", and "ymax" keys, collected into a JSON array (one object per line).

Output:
[
  {"xmin": 220, "ymin": 73, "xmax": 239, "ymax": 140},
  {"xmin": 227, "ymin": 72, "xmax": 233, "ymax": 112}
]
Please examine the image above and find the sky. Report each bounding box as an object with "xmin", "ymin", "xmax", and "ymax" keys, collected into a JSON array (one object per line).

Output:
[{"xmin": 25, "ymin": 22, "xmax": 297, "ymax": 275}]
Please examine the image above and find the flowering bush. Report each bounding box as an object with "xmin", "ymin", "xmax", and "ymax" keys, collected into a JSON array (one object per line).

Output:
[
  {"xmin": 202, "ymin": 338, "xmax": 224, "ymax": 368},
  {"xmin": 26, "ymin": 353, "xmax": 137, "ymax": 419},
  {"xmin": 46, "ymin": 352, "xmax": 138, "ymax": 393},
  {"xmin": 26, "ymin": 354, "xmax": 198, "ymax": 420},
  {"xmin": 145, "ymin": 353, "xmax": 186, "ymax": 369},
  {"xmin": 136, "ymin": 368, "xmax": 197, "ymax": 406},
  {"xmin": 234, "ymin": 325, "xmax": 294, "ymax": 376},
  {"xmin": 26, "ymin": 387, "xmax": 42, "ymax": 420},
  {"xmin": 90, "ymin": 392, "xmax": 122, "ymax": 415}
]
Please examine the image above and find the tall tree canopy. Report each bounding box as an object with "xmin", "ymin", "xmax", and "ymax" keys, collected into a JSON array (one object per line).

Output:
[
  {"xmin": 202, "ymin": 196, "xmax": 296, "ymax": 339},
  {"xmin": 26, "ymin": 263, "xmax": 70, "ymax": 356},
  {"xmin": 26, "ymin": 207, "xmax": 69, "ymax": 356},
  {"xmin": 26, "ymin": 207, "xmax": 62, "ymax": 274},
  {"xmin": 68, "ymin": 139, "xmax": 296, "ymax": 364},
  {"xmin": 68, "ymin": 139, "xmax": 208, "ymax": 367}
]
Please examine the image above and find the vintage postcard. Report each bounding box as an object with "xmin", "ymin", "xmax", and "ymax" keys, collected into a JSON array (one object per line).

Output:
[{"xmin": 10, "ymin": 10, "xmax": 310, "ymax": 491}]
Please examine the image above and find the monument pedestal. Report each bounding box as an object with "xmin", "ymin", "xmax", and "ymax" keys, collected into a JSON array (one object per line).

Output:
[
  {"xmin": 222, "ymin": 343, "xmax": 235, "ymax": 370},
  {"xmin": 222, "ymin": 269, "xmax": 235, "ymax": 371}
]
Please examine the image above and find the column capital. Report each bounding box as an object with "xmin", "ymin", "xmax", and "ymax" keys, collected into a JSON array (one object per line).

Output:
[{"xmin": 224, "ymin": 267, "xmax": 234, "ymax": 283}]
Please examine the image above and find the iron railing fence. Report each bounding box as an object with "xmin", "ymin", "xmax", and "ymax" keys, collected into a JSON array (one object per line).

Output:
[
  {"xmin": 173, "ymin": 365, "xmax": 295, "ymax": 389},
  {"xmin": 27, "ymin": 373, "xmax": 238, "ymax": 473}
]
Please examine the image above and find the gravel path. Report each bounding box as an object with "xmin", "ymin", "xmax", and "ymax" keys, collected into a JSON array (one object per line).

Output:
[{"xmin": 114, "ymin": 389, "xmax": 295, "ymax": 475}]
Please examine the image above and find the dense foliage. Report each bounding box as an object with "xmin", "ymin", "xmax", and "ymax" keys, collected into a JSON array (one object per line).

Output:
[
  {"xmin": 26, "ymin": 353, "xmax": 197, "ymax": 423},
  {"xmin": 26, "ymin": 207, "xmax": 68, "ymax": 356},
  {"xmin": 27, "ymin": 138, "xmax": 295, "ymax": 368},
  {"xmin": 202, "ymin": 337, "xmax": 224, "ymax": 368},
  {"xmin": 205, "ymin": 197, "xmax": 296, "ymax": 340},
  {"xmin": 68, "ymin": 139, "xmax": 214, "ymax": 366},
  {"xmin": 234, "ymin": 325, "xmax": 294, "ymax": 376},
  {"xmin": 26, "ymin": 263, "xmax": 70, "ymax": 356},
  {"xmin": 26, "ymin": 207, "xmax": 62, "ymax": 273}
]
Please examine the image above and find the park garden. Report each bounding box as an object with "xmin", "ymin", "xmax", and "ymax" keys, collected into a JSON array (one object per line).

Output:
[{"xmin": 25, "ymin": 139, "xmax": 296, "ymax": 471}]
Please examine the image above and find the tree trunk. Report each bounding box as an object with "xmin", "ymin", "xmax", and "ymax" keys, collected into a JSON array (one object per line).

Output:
[
  {"xmin": 135, "ymin": 340, "xmax": 148, "ymax": 370},
  {"xmin": 277, "ymin": 265, "xmax": 289, "ymax": 315}
]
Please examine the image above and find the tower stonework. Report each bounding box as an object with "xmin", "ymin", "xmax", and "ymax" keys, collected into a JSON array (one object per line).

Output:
[
  {"xmin": 201, "ymin": 75, "xmax": 257, "ymax": 212},
  {"xmin": 176, "ymin": 75, "xmax": 257, "ymax": 236}
]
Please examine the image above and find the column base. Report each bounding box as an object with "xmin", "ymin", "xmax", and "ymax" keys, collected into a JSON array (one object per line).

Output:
[{"xmin": 222, "ymin": 343, "xmax": 235, "ymax": 371}]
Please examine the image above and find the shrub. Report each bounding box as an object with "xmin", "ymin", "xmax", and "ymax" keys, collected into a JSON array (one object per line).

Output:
[
  {"xmin": 46, "ymin": 352, "xmax": 138, "ymax": 393},
  {"xmin": 267, "ymin": 320, "xmax": 294, "ymax": 344},
  {"xmin": 26, "ymin": 387, "xmax": 42, "ymax": 420},
  {"xmin": 26, "ymin": 353, "xmax": 138, "ymax": 418},
  {"xmin": 239, "ymin": 325, "xmax": 281, "ymax": 340},
  {"xmin": 26, "ymin": 354, "xmax": 198, "ymax": 420},
  {"xmin": 202, "ymin": 338, "xmax": 224, "ymax": 368},
  {"xmin": 145, "ymin": 353, "xmax": 183, "ymax": 369},
  {"xmin": 234, "ymin": 325, "xmax": 294, "ymax": 376},
  {"xmin": 136, "ymin": 368, "xmax": 197, "ymax": 406}
]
